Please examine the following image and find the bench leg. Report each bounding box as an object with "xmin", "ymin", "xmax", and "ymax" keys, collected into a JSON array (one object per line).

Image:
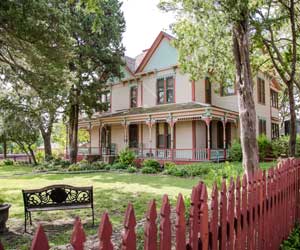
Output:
[
  {"xmin": 92, "ymin": 208, "xmax": 95, "ymax": 227},
  {"xmin": 29, "ymin": 212, "xmax": 32, "ymax": 225},
  {"xmin": 24, "ymin": 212, "xmax": 28, "ymax": 233}
]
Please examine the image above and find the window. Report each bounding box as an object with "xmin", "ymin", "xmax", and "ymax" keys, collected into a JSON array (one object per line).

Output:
[
  {"xmin": 271, "ymin": 90, "xmax": 279, "ymax": 109},
  {"xmin": 156, "ymin": 123, "xmax": 171, "ymax": 148},
  {"xmin": 257, "ymin": 77, "xmax": 265, "ymax": 104},
  {"xmin": 130, "ymin": 86, "xmax": 138, "ymax": 108},
  {"xmin": 156, "ymin": 76, "xmax": 174, "ymax": 104},
  {"xmin": 205, "ymin": 77, "xmax": 211, "ymax": 104},
  {"xmin": 96, "ymin": 90, "xmax": 111, "ymax": 112},
  {"xmin": 259, "ymin": 119, "xmax": 267, "ymax": 135},
  {"xmin": 272, "ymin": 123, "xmax": 279, "ymax": 139},
  {"xmin": 221, "ymin": 79, "xmax": 236, "ymax": 96}
]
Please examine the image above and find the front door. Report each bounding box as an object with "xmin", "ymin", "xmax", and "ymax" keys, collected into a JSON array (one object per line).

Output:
[{"xmin": 129, "ymin": 124, "xmax": 138, "ymax": 148}]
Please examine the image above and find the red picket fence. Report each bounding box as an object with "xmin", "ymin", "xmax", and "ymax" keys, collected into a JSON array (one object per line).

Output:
[{"xmin": 1, "ymin": 158, "xmax": 300, "ymax": 250}]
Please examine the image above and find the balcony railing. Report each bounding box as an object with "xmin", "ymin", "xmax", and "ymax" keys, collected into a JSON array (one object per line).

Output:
[{"xmin": 75, "ymin": 147, "xmax": 228, "ymax": 162}]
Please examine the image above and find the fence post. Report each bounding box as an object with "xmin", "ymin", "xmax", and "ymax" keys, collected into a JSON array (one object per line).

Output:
[
  {"xmin": 235, "ymin": 176, "xmax": 241, "ymax": 250},
  {"xmin": 144, "ymin": 200, "xmax": 157, "ymax": 250},
  {"xmin": 220, "ymin": 180, "xmax": 227, "ymax": 250},
  {"xmin": 189, "ymin": 186, "xmax": 200, "ymax": 249},
  {"xmin": 99, "ymin": 212, "xmax": 114, "ymax": 250},
  {"xmin": 0, "ymin": 241, "xmax": 3, "ymax": 250},
  {"xmin": 70, "ymin": 217, "xmax": 86, "ymax": 250},
  {"xmin": 210, "ymin": 183, "xmax": 218, "ymax": 250},
  {"xmin": 160, "ymin": 195, "xmax": 171, "ymax": 250},
  {"xmin": 247, "ymin": 174, "xmax": 254, "ymax": 250},
  {"xmin": 227, "ymin": 178, "xmax": 235, "ymax": 250},
  {"xmin": 31, "ymin": 224, "xmax": 49, "ymax": 250},
  {"xmin": 199, "ymin": 183, "xmax": 209, "ymax": 250},
  {"xmin": 175, "ymin": 193, "xmax": 186, "ymax": 250},
  {"xmin": 122, "ymin": 203, "xmax": 136, "ymax": 250},
  {"xmin": 241, "ymin": 174, "xmax": 248, "ymax": 250}
]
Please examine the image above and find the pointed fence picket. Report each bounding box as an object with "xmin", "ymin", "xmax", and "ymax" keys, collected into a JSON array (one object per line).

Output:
[{"xmin": 1, "ymin": 158, "xmax": 300, "ymax": 250}]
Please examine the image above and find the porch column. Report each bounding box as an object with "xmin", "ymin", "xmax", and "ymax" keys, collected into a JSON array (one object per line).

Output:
[
  {"xmin": 99, "ymin": 123, "xmax": 103, "ymax": 155},
  {"xmin": 167, "ymin": 115, "xmax": 177, "ymax": 160},
  {"xmin": 122, "ymin": 120, "xmax": 129, "ymax": 147},
  {"xmin": 146, "ymin": 117, "xmax": 155, "ymax": 154},
  {"xmin": 204, "ymin": 117, "xmax": 212, "ymax": 160},
  {"xmin": 222, "ymin": 118, "xmax": 227, "ymax": 160},
  {"xmin": 88, "ymin": 122, "xmax": 92, "ymax": 155}
]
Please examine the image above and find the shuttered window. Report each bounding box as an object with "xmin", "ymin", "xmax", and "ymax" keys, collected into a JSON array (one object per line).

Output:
[
  {"xmin": 130, "ymin": 86, "xmax": 138, "ymax": 108},
  {"xmin": 259, "ymin": 119, "xmax": 267, "ymax": 135},
  {"xmin": 271, "ymin": 90, "xmax": 279, "ymax": 108},
  {"xmin": 257, "ymin": 78, "xmax": 266, "ymax": 104}
]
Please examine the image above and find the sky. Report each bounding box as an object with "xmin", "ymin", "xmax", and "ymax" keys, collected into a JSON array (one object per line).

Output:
[{"xmin": 121, "ymin": 0, "xmax": 175, "ymax": 58}]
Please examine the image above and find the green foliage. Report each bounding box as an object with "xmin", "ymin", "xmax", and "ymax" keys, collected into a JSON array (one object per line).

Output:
[
  {"xmin": 141, "ymin": 166, "xmax": 158, "ymax": 174},
  {"xmin": 142, "ymin": 159, "xmax": 161, "ymax": 172},
  {"xmin": 127, "ymin": 166, "xmax": 137, "ymax": 173},
  {"xmin": 35, "ymin": 151, "xmax": 45, "ymax": 164},
  {"xmin": 257, "ymin": 134, "xmax": 272, "ymax": 161},
  {"xmin": 118, "ymin": 148, "xmax": 136, "ymax": 167},
  {"xmin": 111, "ymin": 162, "xmax": 128, "ymax": 170},
  {"xmin": 228, "ymin": 140, "xmax": 242, "ymax": 162},
  {"xmin": 281, "ymin": 225, "xmax": 300, "ymax": 250},
  {"xmin": 0, "ymin": 159, "xmax": 14, "ymax": 166},
  {"xmin": 272, "ymin": 137, "xmax": 289, "ymax": 158},
  {"xmin": 67, "ymin": 160, "xmax": 107, "ymax": 172},
  {"xmin": 0, "ymin": 193, "xmax": 4, "ymax": 204}
]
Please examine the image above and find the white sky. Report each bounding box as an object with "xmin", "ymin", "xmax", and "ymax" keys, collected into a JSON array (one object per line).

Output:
[{"xmin": 121, "ymin": 0, "xmax": 175, "ymax": 58}]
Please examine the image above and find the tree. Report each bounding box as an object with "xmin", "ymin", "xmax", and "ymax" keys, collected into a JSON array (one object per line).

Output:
[
  {"xmin": 67, "ymin": 0, "xmax": 125, "ymax": 163},
  {"xmin": 0, "ymin": 0, "xmax": 72, "ymax": 159},
  {"xmin": 251, "ymin": 0, "xmax": 300, "ymax": 156},
  {"xmin": 160, "ymin": 0, "xmax": 259, "ymax": 176},
  {"xmin": 0, "ymin": 111, "xmax": 40, "ymax": 165}
]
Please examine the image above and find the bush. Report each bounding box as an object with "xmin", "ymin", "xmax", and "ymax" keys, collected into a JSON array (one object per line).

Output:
[
  {"xmin": 272, "ymin": 137, "xmax": 289, "ymax": 158},
  {"xmin": 111, "ymin": 162, "xmax": 128, "ymax": 170},
  {"xmin": 142, "ymin": 159, "xmax": 161, "ymax": 172},
  {"xmin": 68, "ymin": 164, "xmax": 82, "ymax": 172},
  {"xmin": 164, "ymin": 162, "xmax": 176, "ymax": 171},
  {"xmin": 2, "ymin": 159, "xmax": 14, "ymax": 166},
  {"xmin": 118, "ymin": 148, "xmax": 136, "ymax": 167},
  {"xmin": 91, "ymin": 161, "xmax": 107, "ymax": 170},
  {"xmin": 257, "ymin": 134, "xmax": 272, "ymax": 160},
  {"xmin": 281, "ymin": 225, "xmax": 300, "ymax": 250},
  {"xmin": 127, "ymin": 166, "xmax": 137, "ymax": 173},
  {"xmin": 141, "ymin": 166, "xmax": 158, "ymax": 174},
  {"xmin": 228, "ymin": 140, "xmax": 242, "ymax": 162}
]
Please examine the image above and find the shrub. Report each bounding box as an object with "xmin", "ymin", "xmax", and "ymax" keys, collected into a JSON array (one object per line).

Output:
[
  {"xmin": 271, "ymin": 137, "xmax": 288, "ymax": 158},
  {"xmin": 35, "ymin": 151, "xmax": 45, "ymax": 164},
  {"xmin": 141, "ymin": 166, "xmax": 158, "ymax": 174},
  {"xmin": 111, "ymin": 162, "xmax": 128, "ymax": 170},
  {"xmin": 68, "ymin": 164, "xmax": 81, "ymax": 172},
  {"xmin": 164, "ymin": 162, "xmax": 176, "ymax": 171},
  {"xmin": 127, "ymin": 166, "xmax": 137, "ymax": 173},
  {"xmin": 105, "ymin": 164, "xmax": 112, "ymax": 171},
  {"xmin": 281, "ymin": 225, "xmax": 300, "ymax": 250},
  {"xmin": 3, "ymin": 159, "xmax": 14, "ymax": 166},
  {"xmin": 142, "ymin": 159, "xmax": 161, "ymax": 172},
  {"xmin": 228, "ymin": 140, "xmax": 242, "ymax": 162},
  {"xmin": 257, "ymin": 134, "xmax": 272, "ymax": 160},
  {"xmin": 91, "ymin": 161, "xmax": 107, "ymax": 170},
  {"xmin": 118, "ymin": 148, "xmax": 136, "ymax": 167}
]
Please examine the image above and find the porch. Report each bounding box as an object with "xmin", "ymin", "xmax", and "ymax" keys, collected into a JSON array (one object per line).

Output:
[{"xmin": 74, "ymin": 103, "xmax": 239, "ymax": 163}]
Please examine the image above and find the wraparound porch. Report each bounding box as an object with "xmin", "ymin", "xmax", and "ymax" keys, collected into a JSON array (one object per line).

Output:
[{"xmin": 74, "ymin": 103, "xmax": 239, "ymax": 163}]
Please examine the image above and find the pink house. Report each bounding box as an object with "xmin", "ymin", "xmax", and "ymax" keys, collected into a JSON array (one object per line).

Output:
[{"xmin": 76, "ymin": 31, "xmax": 281, "ymax": 163}]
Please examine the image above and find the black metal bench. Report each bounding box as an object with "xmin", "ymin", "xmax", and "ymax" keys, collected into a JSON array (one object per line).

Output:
[{"xmin": 22, "ymin": 184, "xmax": 94, "ymax": 232}]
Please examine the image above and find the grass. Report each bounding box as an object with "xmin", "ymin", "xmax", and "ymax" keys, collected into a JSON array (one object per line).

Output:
[
  {"xmin": 0, "ymin": 161, "xmax": 276, "ymax": 249},
  {"xmin": 0, "ymin": 164, "xmax": 199, "ymax": 249}
]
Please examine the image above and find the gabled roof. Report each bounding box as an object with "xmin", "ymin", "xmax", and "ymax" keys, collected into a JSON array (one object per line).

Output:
[{"xmin": 135, "ymin": 31, "xmax": 175, "ymax": 73}]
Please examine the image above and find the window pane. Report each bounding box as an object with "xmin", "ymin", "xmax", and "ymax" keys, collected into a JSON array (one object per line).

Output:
[
  {"xmin": 166, "ymin": 77, "xmax": 174, "ymax": 103},
  {"xmin": 130, "ymin": 86, "xmax": 137, "ymax": 108},
  {"xmin": 157, "ymin": 79, "xmax": 164, "ymax": 104}
]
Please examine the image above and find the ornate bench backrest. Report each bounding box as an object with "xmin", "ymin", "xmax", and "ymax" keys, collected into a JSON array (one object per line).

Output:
[{"xmin": 22, "ymin": 185, "xmax": 93, "ymax": 209}]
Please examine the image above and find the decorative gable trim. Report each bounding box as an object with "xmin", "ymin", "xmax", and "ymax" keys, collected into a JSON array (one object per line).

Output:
[{"xmin": 135, "ymin": 31, "xmax": 174, "ymax": 73}]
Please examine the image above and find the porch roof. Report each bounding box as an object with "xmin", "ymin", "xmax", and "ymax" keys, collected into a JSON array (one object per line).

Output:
[{"xmin": 98, "ymin": 102, "xmax": 208, "ymax": 118}]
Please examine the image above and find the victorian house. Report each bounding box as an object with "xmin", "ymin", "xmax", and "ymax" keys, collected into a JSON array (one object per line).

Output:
[{"xmin": 76, "ymin": 31, "xmax": 281, "ymax": 163}]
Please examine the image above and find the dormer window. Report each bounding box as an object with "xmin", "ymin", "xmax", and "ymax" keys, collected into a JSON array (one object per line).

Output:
[
  {"xmin": 130, "ymin": 86, "xmax": 138, "ymax": 108},
  {"xmin": 157, "ymin": 76, "xmax": 174, "ymax": 104}
]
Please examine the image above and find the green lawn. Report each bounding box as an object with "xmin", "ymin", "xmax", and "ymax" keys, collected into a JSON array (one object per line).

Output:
[
  {"xmin": 0, "ymin": 161, "xmax": 276, "ymax": 249},
  {"xmin": 0, "ymin": 165, "xmax": 200, "ymax": 249}
]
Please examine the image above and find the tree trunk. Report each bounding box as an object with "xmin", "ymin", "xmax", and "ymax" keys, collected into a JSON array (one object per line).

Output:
[
  {"xmin": 68, "ymin": 88, "xmax": 79, "ymax": 164},
  {"xmin": 287, "ymin": 82, "xmax": 296, "ymax": 156},
  {"xmin": 28, "ymin": 146, "xmax": 37, "ymax": 165},
  {"xmin": 41, "ymin": 131, "xmax": 52, "ymax": 160},
  {"xmin": 232, "ymin": 19, "xmax": 259, "ymax": 178},
  {"xmin": 3, "ymin": 138, "xmax": 7, "ymax": 159}
]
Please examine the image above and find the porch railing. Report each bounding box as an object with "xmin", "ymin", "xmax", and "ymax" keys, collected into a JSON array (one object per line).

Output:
[{"xmin": 76, "ymin": 147, "xmax": 228, "ymax": 162}]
